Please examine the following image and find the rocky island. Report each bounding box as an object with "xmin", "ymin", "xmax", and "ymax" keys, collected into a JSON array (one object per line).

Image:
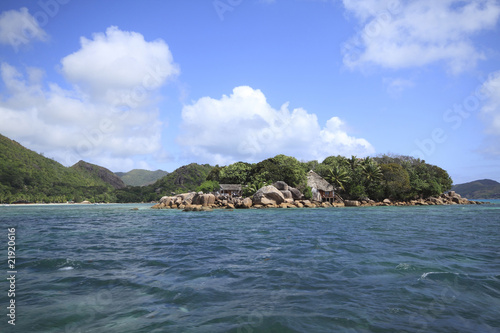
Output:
[{"xmin": 152, "ymin": 181, "xmax": 485, "ymax": 211}]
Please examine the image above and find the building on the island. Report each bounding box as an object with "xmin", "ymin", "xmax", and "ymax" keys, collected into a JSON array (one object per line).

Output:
[
  {"xmin": 307, "ymin": 170, "xmax": 335, "ymax": 203},
  {"xmin": 219, "ymin": 184, "xmax": 242, "ymax": 197}
]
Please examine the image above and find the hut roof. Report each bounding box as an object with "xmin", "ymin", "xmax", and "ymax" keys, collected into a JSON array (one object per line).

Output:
[
  {"xmin": 220, "ymin": 184, "xmax": 242, "ymax": 191},
  {"xmin": 307, "ymin": 170, "xmax": 334, "ymax": 191}
]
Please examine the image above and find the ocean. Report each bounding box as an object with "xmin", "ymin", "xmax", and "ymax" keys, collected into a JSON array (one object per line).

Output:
[{"xmin": 1, "ymin": 201, "xmax": 499, "ymax": 332}]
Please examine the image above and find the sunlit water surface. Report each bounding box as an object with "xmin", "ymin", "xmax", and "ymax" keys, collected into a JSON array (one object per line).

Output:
[{"xmin": 1, "ymin": 201, "xmax": 499, "ymax": 332}]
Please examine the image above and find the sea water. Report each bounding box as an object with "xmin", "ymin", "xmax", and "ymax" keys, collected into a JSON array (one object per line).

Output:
[{"xmin": 0, "ymin": 202, "xmax": 499, "ymax": 332}]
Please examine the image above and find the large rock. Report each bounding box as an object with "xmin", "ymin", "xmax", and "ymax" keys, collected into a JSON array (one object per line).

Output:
[
  {"xmin": 160, "ymin": 196, "xmax": 173, "ymax": 205},
  {"xmin": 192, "ymin": 193, "xmax": 216, "ymax": 206},
  {"xmin": 281, "ymin": 190, "xmax": 293, "ymax": 199},
  {"xmin": 288, "ymin": 187, "xmax": 304, "ymax": 200},
  {"xmin": 180, "ymin": 192, "xmax": 196, "ymax": 205},
  {"xmin": 241, "ymin": 197, "xmax": 253, "ymax": 208},
  {"xmin": 345, "ymin": 200, "xmax": 360, "ymax": 207},
  {"xmin": 253, "ymin": 185, "xmax": 285, "ymax": 206},
  {"xmin": 273, "ymin": 181, "xmax": 289, "ymax": 191}
]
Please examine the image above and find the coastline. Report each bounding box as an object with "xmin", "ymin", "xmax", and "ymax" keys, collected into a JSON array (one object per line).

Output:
[{"xmin": 152, "ymin": 190, "xmax": 490, "ymax": 211}]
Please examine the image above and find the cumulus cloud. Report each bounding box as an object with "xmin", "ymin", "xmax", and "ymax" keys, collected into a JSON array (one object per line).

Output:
[
  {"xmin": 61, "ymin": 26, "xmax": 179, "ymax": 105},
  {"xmin": 342, "ymin": 0, "xmax": 500, "ymax": 73},
  {"xmin": 0, "ymin": 27, "xmax": 178, "ymax": 171},
  {"xmin": 0, "ymin": 7, "xmax": 48, "ymax": 50},
  {"xmin": 178, "ymin": 86, "xmax": 374, "ymax": 165},
  {"xmin": 479, "ymin": 70, "xmax": 500, "ymax": 154}
]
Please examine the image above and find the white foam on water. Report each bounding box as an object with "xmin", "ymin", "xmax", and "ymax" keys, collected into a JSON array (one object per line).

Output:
[
  {"xmin": 58, "ymin": 266, "xmax": 74, "ymax": 271},
  {"xmin": 419, "ymin": 271, "xmax": 458, "ymax": 280}
]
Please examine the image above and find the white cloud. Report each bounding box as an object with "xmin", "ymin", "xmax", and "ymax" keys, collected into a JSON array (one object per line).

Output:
[
  {"xmin": 61, "ymin": 26, "xmax": 179, "ymax": 105},
  {"xmin": 178, "ymin": 86, "xmax": 374, "ymax": 165},
  {"xmin": 0, "ymin": 27, "xmax": 178, "ymax": 171},
  {"xmin": 342, "ymin": 0, "xmax": 500, "ymax": 73},
  {"xmin": 480, "ymin": 70, "xmax": 500, "ymax": 154},
  {"xmin": 0, "ymin": 7, "xmax": 48, "ymax": 50}
]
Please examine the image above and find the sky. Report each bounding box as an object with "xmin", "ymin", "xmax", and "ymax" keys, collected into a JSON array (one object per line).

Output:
[{"xmin": 0, "ymin": 0, "xmax": 499, "ymax": 184}]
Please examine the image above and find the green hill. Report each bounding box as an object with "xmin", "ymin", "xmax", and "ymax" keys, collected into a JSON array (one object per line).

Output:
[
  {"xmin": 451, "ymin": 179, "xmax": 500, "ymax": 199},
  {"xmin": 114, "ymin": 163, "xmax": 213, "ymax": 202},
  {"xmin": 116, "ymin": 169, "xmax": 168, "ymax": 186},
  {"xmin": 72, "ymin": 160, "xmax": 126, "ymax": 189},
  {"xmin": 0, "ymin": 133, "xmax": 117, "ymax": 203},
  {"xmin": 151, "ymin": 163, "xmax": 213, "ymax": 194}
]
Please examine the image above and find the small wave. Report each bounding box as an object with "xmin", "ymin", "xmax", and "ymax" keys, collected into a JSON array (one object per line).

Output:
[
  {"xmin": 396, "ymin": 263, "xmax": 415, "ymax": 271},
  {"xmin": 419, "ymin": 271, "xmax": 459, "ymax": 281},
  {"xmin": 58, "ymin": 266, "xmax": 74, "ymax": 271}
]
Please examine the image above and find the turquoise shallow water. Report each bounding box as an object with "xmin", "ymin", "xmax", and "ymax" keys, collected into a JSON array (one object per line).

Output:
[{"xmin": 1, "ymin": 203, "xmax": 499, "ymax": 332}]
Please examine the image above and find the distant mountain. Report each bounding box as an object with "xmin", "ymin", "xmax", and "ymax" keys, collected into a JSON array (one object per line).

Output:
[
  {"xmin": 116, "ymin": 169, "xmax": 168, "ymax": 187},
  {"xmin": 113, "ymin": 163, "xmax": 213, "ymax": 202},
  {"xmin": 152, "ymin": 163, "xmax": 213, "ymax": 195},
  {"xmin": 451, "ymin": 179, "xmax": 500, "ymax": 199},
  {"xmin": 71, "ymin": 160, "xmax": 126, "ymax": 189},
  {"xmin": 0, "ymin": 133, "xmax": 116, "ymax": 203}
]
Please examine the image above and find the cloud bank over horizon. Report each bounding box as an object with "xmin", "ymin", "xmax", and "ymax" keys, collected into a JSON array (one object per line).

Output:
[
  {"xmin": 179, "ymin": 86, "xmax": 375, "ymax": 165},
  {"xmin": 0, "ymin": 26, "xmax": 178, "ymax": 171}
]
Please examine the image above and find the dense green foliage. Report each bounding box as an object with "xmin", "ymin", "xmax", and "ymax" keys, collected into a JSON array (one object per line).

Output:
[
  {"xmin": 71, "ymin": 160, "xmax": 126, "ymax": 190},
  {"xmin": 219, "ymin": 162, "xmax": 253, "ymax": 184},
  {"xmin": 0, "ymin": 133, "xmax": 455, "ymax": 203},
  {"xmin": 116, "ymin": 169, "xmax": 168, "ymax": 186},
  {"xmin": 152, "ymin": 163, "xmax": 213, "ymax": 195},
  {"xmin": 208, "ymin": 155, "xmax": 308, "ymax": 192},
  {"xmin": 451, "ymin": 179, "xmax": 500, "ymax": 199},
  {"xmin": 112, "ymin": 154, "xmax": 454, "ymax": 203},
  {"xmin": 114, "ymin": 163, "xmax": 213, "ymax": 202},
  {"xmin": 197, "ymin": 180, "xmax": 220, "ymax": 193},
  {"xmin": 314, "ymin": 155, "xmax": 452, "ymax": 201},
  {"xmin": 249, "ymin": 155, "xmax": 307, "ymax": 188},
  {"xmin": 242, "ymin": 181, "xmax": 268, "ymax": 197},
  {"xmin": 0, "ymin": 134, "xmax": 116, "ymax": 203}
]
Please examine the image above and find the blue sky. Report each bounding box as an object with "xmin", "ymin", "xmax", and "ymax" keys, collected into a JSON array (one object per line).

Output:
[{"xmin": 0, "ymin": 0, "xmax": 499, "ymax": 184}]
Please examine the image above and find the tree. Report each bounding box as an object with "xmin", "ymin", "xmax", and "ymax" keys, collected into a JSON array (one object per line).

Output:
[
  {"xmin": 380, "ymin": 163, "xmax": 411, "ymax": 200},
  {"xmin": 219, "ymin": 162, "xmax": 252, "ymax": 184},
  {"xmin": 325, "ymin": 164, "xmax": 350, "ymax": 191},
  {"xmin": 360, "ymin": 157, "xmax": 383, "ymax": 183},
  {"xmin": 249, "ymin": 155, "xmax": 306, "ymax": 187},
  {"xmin": 206, "ymin": 165, "xmax": 222, "ymax": 182},
  {"xmin": 197, "ymin": 180, "xmax": 220, "ymax": 193},
  {"xmin": 243, "ymin": 181, "xmax": 267, "ymax": 197}
]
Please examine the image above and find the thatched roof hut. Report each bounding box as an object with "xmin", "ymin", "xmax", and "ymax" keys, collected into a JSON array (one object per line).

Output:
[
  {"xmin": 219, "ymin": 184, "xmax": 242, "ymax": 196},
  {"xmin": 307, "ymin": 170, "xmax": 334, "ymax": 202}
]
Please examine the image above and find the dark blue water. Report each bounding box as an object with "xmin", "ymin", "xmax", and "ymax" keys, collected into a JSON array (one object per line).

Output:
[{"xmin": 1, "ymin": 202, "xmax": 499, "ymax": 332}]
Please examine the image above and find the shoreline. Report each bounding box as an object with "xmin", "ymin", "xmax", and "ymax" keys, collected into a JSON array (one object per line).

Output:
[{"xmin": 152, "ymin": 190, "xmax": 491, "ymax": 211}]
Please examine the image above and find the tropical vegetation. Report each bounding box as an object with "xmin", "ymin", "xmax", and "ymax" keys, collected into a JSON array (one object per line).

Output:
[{"xmin": 0, "ymin": 133, "xmax": 454, "ymax": 204}]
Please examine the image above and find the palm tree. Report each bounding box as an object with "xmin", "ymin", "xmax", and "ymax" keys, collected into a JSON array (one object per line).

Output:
[
  {"xmin": 361, "ymin": 158, "xmax": 382, "ymax": 183},
  {"xmin": 244, "ymin": 181, "xmax": 267, "ymax": 197},
  {"xmin": 348, "ymin": 155, "xmax": 360, "ymax": 171},
  {"xmin": 326, "ymin": 165, "xmax": 350, "ymax": 191}
]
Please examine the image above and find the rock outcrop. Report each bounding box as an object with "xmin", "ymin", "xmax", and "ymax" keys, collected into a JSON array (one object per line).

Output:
[
  {"xmin": 345, "ymin": 200, "xmax": 360, "ymax": 207},
  {"xmin": 253, "ymin": 185, "xmax": 285, "ymax": 206},
  {"xmin": 192, "ymin": 193, "xmax": 216, "ymax": 206},
  {"xmin": 151, "ymin": 187, "xmax": 487, "ymax": 210},
  {"xmin": 288, "ymin": 187, "xmax": 304, "ymax": 200}
]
